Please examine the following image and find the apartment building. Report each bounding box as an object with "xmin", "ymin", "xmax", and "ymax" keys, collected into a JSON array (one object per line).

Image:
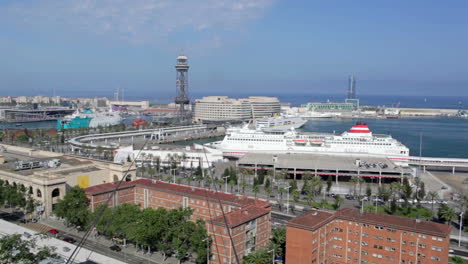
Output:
[
  {"xmin": 85, "ymin": 179, "xmax": 271, "ymax": 264},
  {"xmin": 286, "ymin": 208, "xmax": 451, "ymax": 264},
  {"xmin": 193, "ymin": 96, "xmax": 281, "ymax": 123}
]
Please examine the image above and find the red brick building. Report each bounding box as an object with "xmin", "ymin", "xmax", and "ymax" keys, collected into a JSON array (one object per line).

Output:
[
  {"xmin": 85, "ymin": 179, "xmax": 271, "ymax": 264},
  {"xmin": 286, "ymin": 208, "xmax": 451, "ymax": 264}
]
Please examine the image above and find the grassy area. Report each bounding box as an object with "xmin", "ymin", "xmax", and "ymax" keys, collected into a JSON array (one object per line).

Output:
[{"xmin": 363, "ymin": 205, "xmax": 434, "ymax": 219}]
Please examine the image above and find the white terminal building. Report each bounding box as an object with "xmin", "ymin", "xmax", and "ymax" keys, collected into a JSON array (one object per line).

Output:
[
  {"xmin": 193, "ymin": 96, "xmax": 281, "ymax": 123},
  {"xmin": 114, "ymin": 144, "xmax": 224, "ymax": 169}
]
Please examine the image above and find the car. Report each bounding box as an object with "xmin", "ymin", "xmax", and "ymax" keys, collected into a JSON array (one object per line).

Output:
[
  {"xmin": 48, "ymin": 229, "xmax": 59, "ymax": 234},
  {"xmin": 63, "ymin": 237, "xmax": 76, "ymax": 243},
  {"xmin": 109, "ymin": 245, "xmax": 122, "ymax": 252}
]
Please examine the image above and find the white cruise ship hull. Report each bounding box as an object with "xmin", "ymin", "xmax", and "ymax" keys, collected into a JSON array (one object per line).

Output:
[{"xmin": 209, "ymin": 122, "xmax": 410, "ymax": 165}]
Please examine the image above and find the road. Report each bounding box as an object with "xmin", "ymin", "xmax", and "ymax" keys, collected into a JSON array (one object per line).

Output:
[{"xmin": 0, "ymin": 209, "xmax": 162, "ymax": 264}]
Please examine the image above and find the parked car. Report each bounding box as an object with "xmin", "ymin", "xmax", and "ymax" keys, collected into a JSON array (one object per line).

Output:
[
  {"xmin": 48, "ymin": 229, "xmax": 59, "ymax": 234},
  {"xmin": 109, "ymin": 245, "xmax": 121, "ymax": 252},
  {"xmin": 63, "ymin": 237, "xmax": 76, "ymax": 244}
]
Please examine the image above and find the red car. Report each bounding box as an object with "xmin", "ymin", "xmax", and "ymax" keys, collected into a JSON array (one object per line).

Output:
[{"xmin": 48, "ymin": 229, "xmax": 59, "ymax": 234}]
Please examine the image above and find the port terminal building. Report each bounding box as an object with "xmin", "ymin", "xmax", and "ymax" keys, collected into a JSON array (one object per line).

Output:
[
  {"xmin": 113, "ymin": 143, "xmax": 225, "ymax": 169},
  {"xmin": 237, "ymin": 153, "xmax": 413, "ymax": 182},
  {"xmin": 193, "ymin": 96, "xmax": 281, "ymax": 123},
  {"xmin": 286, "ymin": 208, "xmax": 451, "ymax": 264},
  {"xmin": 0, "ymin": 144, "xmax": 136, "ymax": 218},
  {"xmin": 85, "ymin": 179, "xmax": 272, "ymax": 264}
]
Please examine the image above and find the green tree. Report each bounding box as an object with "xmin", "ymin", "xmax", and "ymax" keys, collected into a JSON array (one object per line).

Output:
[
  {"xmin": 311, "ymin": 176, "xmax": 323, "ymax": 196},
  {"xmin": 253, "ymin": 184, "xmax": 260, "ymax": 199},
  {"xmin": 402, "ymin": 178, "xmax": 413, "ymax": 207},
  {"xmin": 290, "ymin": 180, "xmax": 298, "ymax": 194},
  {"xmin": 301, "ymin": 179, "xmax": 310, "ymax": 194},
  {"xmin": 264, "ymin": 177, "xmax": 271, "ymax": 189},
  {"xmin": 243, "ymin": 249, "xmax": 270, "ymax": 264},
  {"xmin": 451, "ymin": 256, "xmax": 464, "ymax": 264},
  {"xmin": 54, "ymin": 186, "xmax": 90, "ymax": 230},
  {"xmin": 306, "ymin": 192, "xmax": 315, "ymax": 206},
  {"xmin": 0, "ymin": 234, "xmax": 60, "ymax": 263},
  {"xmin": 439, "ymin": 205, "xmax": 456, "ymax": 225},
  {"xmin": 326, "ymin": 175, "xmax": 333, "ymax": 194},
  {"xmin": 240, "ymin": 181, "xmax": 248, "ymax": 193},
  {"xmin": 366, "ymin": 184, "xmax": 372, "ymax": 198},
  {"xmin": 271, "ymin": 227, "xmax": 286, "ymax": 259},
  {"xmin": 333, "ymin": 195, "xmax": 344, "ymax": 210},
  {"xmin": 292, "ymin": 189, "xmax": 300, "ymax": 202},
  {"xmin": 427, "ymin": 191, "xmax": 438, "ymax": 211},
  {"xmin": 229, "ymin": 178, "xmax": 236, "ymax": 193}
]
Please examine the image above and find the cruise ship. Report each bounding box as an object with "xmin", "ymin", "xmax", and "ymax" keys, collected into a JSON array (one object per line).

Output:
[
  {"xmin": 209, "ymin": 122, "xmax": 409, "ymax": 164},
  {"xmin": 255, "ymin": 115, "xmax": 307, "ymax": 132},
  {"xmin": 57, "ymin": 109, "xmax": 122, "ymax": 130}
]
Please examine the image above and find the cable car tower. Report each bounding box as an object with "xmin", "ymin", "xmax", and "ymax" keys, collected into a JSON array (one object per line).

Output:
[{"xmin": 175, "ymin": 55, "xmax": 191, "ymax": 123}]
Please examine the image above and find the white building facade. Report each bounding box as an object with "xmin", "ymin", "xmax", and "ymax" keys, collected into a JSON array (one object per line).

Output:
[
  {"xmin": 114, "ymin": 144, "xmax": 224, "ymax": 169},
  {"xmin": 194, "ymin": 96, "xmax": 280, "ymax": 123}
]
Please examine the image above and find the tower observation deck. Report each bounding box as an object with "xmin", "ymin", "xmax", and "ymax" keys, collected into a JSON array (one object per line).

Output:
[{"xmin": 175, "ymin": 55, "xmax": 191, "ymax": 123}]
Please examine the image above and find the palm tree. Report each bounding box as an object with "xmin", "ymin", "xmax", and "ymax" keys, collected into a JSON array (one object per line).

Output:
[
  {"xmin": 311, "ymin": 176, "xmax": 323, "ymax": 196},
  {"xmin": 229, "ymin": 178, "xmax": 236, "ymax": 193},
  {"xmin": 306, "ymin": 192, "xmax": 314, "ymax": 206},
  {"xmin": 333, "ymin": 195, "xmax": 344, "ymax": 209},
  {"xmin": 427, "ymin": 191, "xmax": 438, "ymax": 211},
  {"xmin": 278, "ymin": 187, "xmax": 286, "ymax": 206},
  {"xmin": 240, "ymin": 181, "xmax": 248, "ymax": 194},
  {"xmin": 441, "ymin": 207, "xmax": 456, "ymax": 225},
  {"xmin": 253, "ymin": 185, "xmax": 259, "ymax": 199},
  {"xmin": 292, "ymin": 189, "xmax": 300, "ymax": 202},
  {"xmin": 266, "ymin": 187, "xmax": 272, "ymax": 199},
  {"xmin": 350, "ymin": 176, "xmax": 364, "ymax": 197}
]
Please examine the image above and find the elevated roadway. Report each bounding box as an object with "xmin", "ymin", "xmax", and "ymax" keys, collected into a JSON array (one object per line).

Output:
[
  {"xmin": 68, "ymin": 124, "xmax": 221, "ymax": 149},
  {"xmin": 408, "ymin": 156, "xmax": 468, "ymax": 173}
]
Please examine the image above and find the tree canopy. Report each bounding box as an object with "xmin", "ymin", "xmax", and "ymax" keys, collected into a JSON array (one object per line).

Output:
[
  {"xmin": 54, "ymin": 186, "xmax": 90, "ymax": 230},
  {"xmin": 94, "ymin": 204, "xmax": 210, "ymax": 263},
  {"xmin": 0, "ymin": 234, "xmax": 60, "ymax": 264}
]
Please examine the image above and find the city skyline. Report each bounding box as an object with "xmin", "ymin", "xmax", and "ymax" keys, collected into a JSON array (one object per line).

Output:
[{"xmin": 1, "ymin": 0, "xmax": 468, "ymax": 96}]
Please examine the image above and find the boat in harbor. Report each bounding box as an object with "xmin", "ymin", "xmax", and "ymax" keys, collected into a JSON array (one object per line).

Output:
[
  {"xmin": 301, "ymin": 111, "xmax": 337, "ymax": 118},
  {"xmin": 207, "ymin": 122, "xmax": 409, "ymax": 164},
  {"xmin": 255, "ymin": 115, "xmax": 306, "ymax": 132},
  {"xmin": 57, "ymin": 109, "xmax": 122, "ymax": 130}
]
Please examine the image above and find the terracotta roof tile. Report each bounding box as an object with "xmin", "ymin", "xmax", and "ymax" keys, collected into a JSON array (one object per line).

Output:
[
  {"xmin": 336, "ymin": 208, "xmax": 451, "ymax": 237},
  {"xmin": 85, "ymin": 179, "xmax": 271, "ymax": 209},
  {"xmin": 287, "ymin": 208, "xmax": 451, "ymax": 237},
  {"xmin": 287, "ymin": 209, "xmax": 334, "ymax": 230},
  {"xmin": 211, "ymin": 205, "xmax": 271, "ymax": 228}
]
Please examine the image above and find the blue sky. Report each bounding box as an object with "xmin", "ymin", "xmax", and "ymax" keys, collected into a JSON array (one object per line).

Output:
[{"xmin": 1, "ymin": 0, "xmax": 467, "ymax": 99}]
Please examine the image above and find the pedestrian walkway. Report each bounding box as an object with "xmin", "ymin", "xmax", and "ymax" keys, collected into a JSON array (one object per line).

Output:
[{"xmin": 21, "ymin": 222, "xmax": 54, "ymax": 233}]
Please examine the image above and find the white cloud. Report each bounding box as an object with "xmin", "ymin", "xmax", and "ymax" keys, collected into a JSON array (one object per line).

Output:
[{"xmin": 2, "ymin": 0, "xmax": 273, "ymax": 45}]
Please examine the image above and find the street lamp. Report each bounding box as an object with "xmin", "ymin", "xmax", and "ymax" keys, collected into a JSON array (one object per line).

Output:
[
  {"xmin": 171, "ymin": 168, "xmax": 176, "ymax": 183},
  {"xmin": 459, "ymin": 211, "xmax": 464, "ymax": 247},
  {"xmin": 203, "ymin": 238, "xmax": 210, "ymax": 264},
  {"xmin": 267, "ymin": 248, "xmax": 275, "ymax": 264},
  {"xmin": 285, "ymin": 185, "xmax": 292, "ymax": 215},
  {"xmin": 223, "ymin": 176, "xmax": 230, "ymax": 193}
]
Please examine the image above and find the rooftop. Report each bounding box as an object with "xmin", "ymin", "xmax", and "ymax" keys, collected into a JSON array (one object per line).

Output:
[
  {"xmin": 85, "ymin": 179, "xmax": 271, "ymax": 209},
  {"xmin": 211, "ymin": 205, "xmax": 271, "ymax": 228},
  {"xmin": 288, "ymin": 208, "xmax": 451, "ymax": 237}
]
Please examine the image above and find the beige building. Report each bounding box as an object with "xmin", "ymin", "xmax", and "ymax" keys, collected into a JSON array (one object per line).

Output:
[
  {"xmin": 194, "ymin": 96, "xmax": 281, "ymax": 123},
  {"xmin": 0, "ymin": 144, "xmax": 136, "ymax": 218}
]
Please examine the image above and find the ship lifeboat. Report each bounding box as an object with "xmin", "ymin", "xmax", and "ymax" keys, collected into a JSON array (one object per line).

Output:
[
  {"xmin": 132, "ymin": 119, "xmax": 147, "ymax": 127},
  {"xmin": 309, "ymin": 140, "xmax": 323, "ymax": 145},
  {"xmin": 294, "ymin": 139, "xmax": 307, "ymax": 145}
]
